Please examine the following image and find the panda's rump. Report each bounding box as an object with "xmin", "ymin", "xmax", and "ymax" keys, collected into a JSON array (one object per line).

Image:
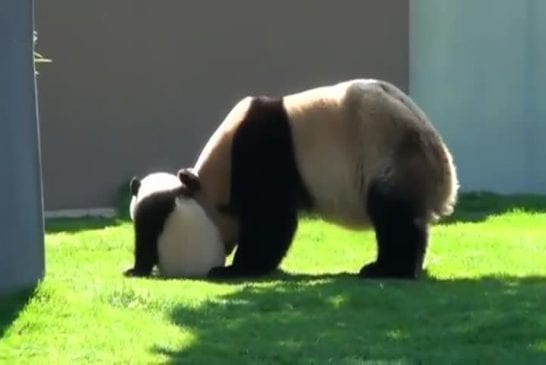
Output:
[{"xmin": 285, "ymin": 78, "xmax": 457, "ymax": 226}]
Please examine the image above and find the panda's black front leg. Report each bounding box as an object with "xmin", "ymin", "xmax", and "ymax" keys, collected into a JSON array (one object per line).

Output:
[
  {"xmin": 208, "ymin": 206, "xmax": 298, "ymax": 279},
  {"xmin": 124, "ymin": 254, "xmax": 154, "ymax": 277}
]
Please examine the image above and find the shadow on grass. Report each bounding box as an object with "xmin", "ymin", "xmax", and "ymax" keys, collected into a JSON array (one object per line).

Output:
[
  {"xmin": 45, "ymin": 180, "xmax": 131, "ymax": 234},
  {"xmin": 0, "ymin": 286, "xmax": 37, "ymax": 338},
  {"xmin": 445, "ymin": 192, "xmax": 546, "ymax": 224},
  {"xmin": 156, "ymin": 274, "xmax": 546, "ymax": 363},
  {"xmin": 45, "ymin": 217, "xmax": 126, "ymax": 234}
]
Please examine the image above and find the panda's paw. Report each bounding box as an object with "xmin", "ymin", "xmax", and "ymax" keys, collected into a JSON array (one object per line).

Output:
[
  {"xmin": 207, "ymin": 265, "xmax": 269, "ymax": 280},
  {"xmin": 207, "ymin": 265, "xmax": 240, "ymax": 279},
  {"xmin": 358, "ymin": 262, "xmax": 418, "ymax": 280},
  {"xmin": 123, "ymin": 267, "xmax": 149, "ymax": 278},
  {"xmin": 358, "ymin": 262, "xmax": 384, "ymax": 279}
]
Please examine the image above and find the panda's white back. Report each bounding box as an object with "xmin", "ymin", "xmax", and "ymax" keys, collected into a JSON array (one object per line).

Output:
[{"xmin": 157, "ymin": 196, "xmax": 225, "ymax": 278}]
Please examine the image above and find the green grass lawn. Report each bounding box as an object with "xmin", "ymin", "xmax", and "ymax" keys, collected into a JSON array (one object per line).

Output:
[{"xmin": 1, "ymin": 193, "xmax": 546, "ymax": 364}]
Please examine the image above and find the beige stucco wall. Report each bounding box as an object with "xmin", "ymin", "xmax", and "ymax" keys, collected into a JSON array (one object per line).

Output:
[
  {"xmin": 411, "ymin": 0, "xmax": 546, "ymax": 195},
  {"xmin": 36, "ymin": 0, "xmax": 408, "ymax": 211}
]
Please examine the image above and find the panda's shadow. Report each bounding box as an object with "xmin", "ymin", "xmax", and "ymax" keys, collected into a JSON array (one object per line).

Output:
[
  {"xmin": 154, "ymin": 268, "xmax": 433, "ymax": 285},
  {"xmin": 150, "ymin": 270, "xmax": 354, "ymax": 284},
  {"xmin": 154, "ymin": 274, "xmax": 546, "ymax": 363},
  {"xmin": 196, "ymin": 270, "xmax": 357, "ymax": 284}
]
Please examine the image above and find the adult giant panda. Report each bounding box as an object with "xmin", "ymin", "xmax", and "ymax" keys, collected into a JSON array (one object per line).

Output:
[
  {"xmin": 124, "ymin": 172, "xmax": 225, "ymax": 278},
  {"xmin": 179, "ymin": 79, "xmax": 457, "ymax": 279}
]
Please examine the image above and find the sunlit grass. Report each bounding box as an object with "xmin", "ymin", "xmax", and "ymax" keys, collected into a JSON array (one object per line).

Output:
[{"xmin": 1, "ymin": 193, "xmax": 546, "ymax": 364}]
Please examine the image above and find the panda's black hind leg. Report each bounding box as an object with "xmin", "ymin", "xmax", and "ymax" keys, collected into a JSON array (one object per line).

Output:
[
  {"xmin": 208, "ymin": 205, "xmax": 299, "ymax": 279},
  {"xmin": 360, "ymin": 181, "xmax": 429, "ymax": 280}
]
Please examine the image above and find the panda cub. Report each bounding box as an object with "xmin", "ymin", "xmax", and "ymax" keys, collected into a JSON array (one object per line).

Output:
[{"xmin": 124, "ymin": 172, "xmax": 225, "ymax": 278}]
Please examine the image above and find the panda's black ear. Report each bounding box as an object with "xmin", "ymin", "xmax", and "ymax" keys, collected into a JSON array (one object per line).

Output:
[
  {"xmin": 130, "ymin": 177, "xmax": 141, "ymax": 196},
  {"xmin": 177, "ymin": 168, "xmax": 201, "ymax": 193}
]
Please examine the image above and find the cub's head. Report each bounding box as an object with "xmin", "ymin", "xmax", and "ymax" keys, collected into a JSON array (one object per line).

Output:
[{"xmin": 129, "ymin": 170, "xmax": 200, "ymax": 221}]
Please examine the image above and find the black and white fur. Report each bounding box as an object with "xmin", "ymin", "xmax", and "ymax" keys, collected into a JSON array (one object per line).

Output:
[
  {"xmin": 124, "ymin": 172, "xmax": 225, "ymax": 278},
  {"xmin": 189, "ymin": 79, "xmax": 457, "ymax": 279}
]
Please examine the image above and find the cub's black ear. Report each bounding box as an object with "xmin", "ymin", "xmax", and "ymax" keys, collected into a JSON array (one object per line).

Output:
[
  {"xmin": 130, "ymin": 177, "xmax": 141, "ymax": 196},
  {"xmin": 177, "ymin": 168, "xmax": 201, "ymax": 192}
]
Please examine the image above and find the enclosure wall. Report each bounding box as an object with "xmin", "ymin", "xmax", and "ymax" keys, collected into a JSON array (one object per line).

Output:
[
  {"xmin": 410, "ymin": 0, "xmax": 546, "ymax": 194},
  {"xmin": 36, "ymin": 0, "xmax": 409, "ymax": 211}
]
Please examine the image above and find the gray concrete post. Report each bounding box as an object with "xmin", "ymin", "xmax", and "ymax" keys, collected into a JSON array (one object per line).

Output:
[{"xmin": 0, "ymin": 0, "xmax": 45, "ymax": 293}]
